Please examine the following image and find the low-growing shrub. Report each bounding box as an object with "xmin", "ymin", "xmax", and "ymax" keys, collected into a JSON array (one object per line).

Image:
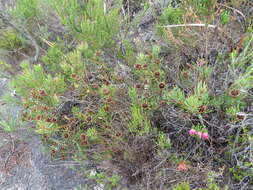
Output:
[{"xmin": 0, "ymin": 0, "xmax": 252, "ymax": 189}]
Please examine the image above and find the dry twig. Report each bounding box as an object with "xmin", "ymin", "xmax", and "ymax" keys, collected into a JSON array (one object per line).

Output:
[{"xmin": 163, "ymin": 23, "xmax": 216, "ymax": 29}]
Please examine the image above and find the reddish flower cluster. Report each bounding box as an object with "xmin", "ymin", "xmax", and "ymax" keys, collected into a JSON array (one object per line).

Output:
[
  {"xmin": 236, "ymin": 112, "xmax": 246, "ymax": 120},
  {"xmin": 86, "ymin": 116, "xmax": 92, "ymax": 122},
  {"xmin": 103, "ymin": 79, "xmax": 110, "ymax": 85},
  {"xmin": 95, "ymin": 51, "xmax": 102, "ymax": 57},
  {"xmin": 135, "ymin": 84, "xmax": 142, "ymax": 88},
  {"xmin": 46, "ymin": 117, "xmax": 57, "ymax": 123},
  {"xmin": 80, "ymin": 133, "xmax": 88, "ymax": 146},
  {"xmin": 142, "ymin": 103, "xmax": 149, "ymax": 109},
  {"xmin": 198, "ymin": 105, "xmax": 207, "ymax": 113},
  {"xmin": 63, "ymin": 133, "xmax": 70, "ymax": 139},
  {"xmin": 71, "ymin": 74, "xmax": 81, "ymax": 81},
  {"xmin": 159, "ymin": 82, "xmax": 165, "ymax": 89},
  {"xmin": 51, "ymin": 149, "xmax": 57, "ymax": 157},
  {"xmin": 35, "ymin": 115, "xmax": 43, "ymax": 120},
  {"xmin": 38, "ymin": 90, "xmax": 47, "ymax": 96},
  {"xmin": 154, "ymin": 71, "xmax": 160, "ymax": 78},
  {"xmin": 229, "ymin": 89, "xmax": 240, "ymax": 98},
  {"xmin": 107, "ymin": 97, "xmax": 113, "ymax": 104},
  {"xmin": 143, "ymin": 64, "xmax": 148, "ymax": 70},
  {"xmin": 135, "ymin": 64, "xmax": 142, "ymax": 69}
]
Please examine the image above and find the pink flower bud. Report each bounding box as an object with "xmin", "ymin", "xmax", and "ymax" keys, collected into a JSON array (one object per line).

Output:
[
  {"xmin": 188, "ymin": 129, "xmax": 196, "ymax": 135},
  {"xmin": 196, "ymin": 131, "xmax": 202, "ymax": 138},
  {"xmin": 202, "ymin": 132, "xmax": 209, "ymax": 139}
]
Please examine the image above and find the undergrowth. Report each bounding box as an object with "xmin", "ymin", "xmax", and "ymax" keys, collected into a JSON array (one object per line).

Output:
[{"xmin": 0, "ymin": 0, "xmax": 252, "ymax": 189}]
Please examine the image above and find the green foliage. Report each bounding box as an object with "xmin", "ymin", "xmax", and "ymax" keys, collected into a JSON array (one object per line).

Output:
[
  {"xmin": 229, "ymin": 165, "xmax": 253, "ymax": 182},
  {"xmin": 228, "ymin": 126, "xmax": 253, "ymax": 182},
  {"xmin": 164, "ymin": 86, "xmax": 185, "ymax": 104},
  {"xmin": 225, "ymin": 106, "xmax": 240, "ymax": 121},
  {"xmin": 164, "ymin": 81, "xmax": 209, "ymax": 114},
  {"xmin": 89, "ymin": 171, "xmax": 120, "ymax": 190},
  {"xmin": 159, "ymin": 6, "xmax": 184, "ymax": 25},
  {"xmin": 0, "ymin": 118, "xmax": 15, "ymax": 132},
  {"xmin": 152, "ymin": 45, "xmax": 161, "ymax": 58},
  {"xmin": 206, "ymin": 184, "xmax": 221, "ymax": 190},
  {"xmin": 173, "ymin": 180, "xmax": 224, "ymax": 190},
  {"xmin": 8, "ymin": 60, "xmax": 67, "ymax": 135},
  {"xmin": 188, "ymin": 0, "xmax": 217, "ymax": 15},
  {"xmin": 157, "ymin": 5, "xmax": 184, "ymax": 39},
  {"xmin": 173, "ymin": 181, "xmax": 224, "ymax": 190},
  {"xmin": 129, "ymin": 102, "xmax": 143, "ymax": 132},
  {"xmin": 86, "ymin": 128, "xmax": 99, "ymax": 141},
  {"xmin": 128, "ymin": 87, "xmax": 151, "ymax": 134},
  {"xmin": 173, "ymin": 182, "xmax": 190, "ymax": 190},
  {"xmin": 12, "ymin": 61, "xmax": 66, "ymax": 99},
  {"xmin": 41, "ymin": 45, "xmax": 63, "ymax": 72},
  {"xmin": 0, "ymin": 61, "xmax": 15, "ymax": 74},
  {"xmin": 52, "ymin": 0, "xmax": 121, "ymax": 49},
  {"xmin": 0, "ymin": 29, "xmax": 24, "ymax": 51},
  {"xmin": 157, "ymin": 131, "xmax": 171, "ymax": 149},
  {"xmin": 230, "ymin": 36, "xmax": 253, "ymax": 68},
  {"xmin": 58, "ymin": 45, "xmax": 88, "ymax": 87},
  {"xmin": 1, "ymin": 0, "xmax": 252, "ymax": 189},
  {"xmin": 213, "ymin": 36, "xmax": 253, "ymax": 111},
  {"xmin": 220, "ymin": 10, "xmax": 230, "ymax": 25},
  {"xmin": 11, "ymin": 0, "xmax": 41, "ymax": 20},
  {"xmin": 192, "ymin": 124, "xmax": 207, "ymax": 133},
  {"xmin": 117, "ymin": 39, "xmax": 135, "ymax": 62}
]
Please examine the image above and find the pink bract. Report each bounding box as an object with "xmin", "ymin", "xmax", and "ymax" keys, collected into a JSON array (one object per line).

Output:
[
  {"xmin": 196, "ymin": 131, "xmax": 202, "ymax": 138},
  {"xmin": 202, "ymin": 132, "xmax": 209, "ymax": 139},
  {"xmin": 188, "ymin": 129, "xmax": 196, "ymax": 135}
]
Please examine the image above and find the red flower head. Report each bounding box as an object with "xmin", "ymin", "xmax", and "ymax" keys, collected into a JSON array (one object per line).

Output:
[
  {"xmin": 143, "ymin": 64, "xmax": 148, "ymax": 70},
  {"xmin": 135, "ymin": 84, "xmax": 142, "ymax": 88},
  {"xmin": 198, "ymin": 105, "xmax": 207, "ymax": 113},
  {"xmin": 142, "ymin": 103, "xmax": 149, "ymax": 109},
  {"xmin": 229, "ymin": 90, "xmax": 240, "ymax": 98},
  {"xmin": 159, "ymin": 82, "xmax": 165, "ymax": 89},
  {"xmin": 154, "ymin": 71, "xmax": 160, "ymax": 78},
  {"xmin": 86, "ymin": 116, "xmax": 92, "ymax": 122},
  {"xmin": 135, "ymin": 64, "xmax": 142, "ymax": 70}
]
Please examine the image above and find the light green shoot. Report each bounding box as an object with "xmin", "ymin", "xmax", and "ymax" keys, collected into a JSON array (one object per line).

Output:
[
  {"xmin": 157, "ymin": 132, "xmax": 171, "ymax": 149},
  {"xmin": 86, "ymin": 128, "xmax": 98, "ymax": 141}
]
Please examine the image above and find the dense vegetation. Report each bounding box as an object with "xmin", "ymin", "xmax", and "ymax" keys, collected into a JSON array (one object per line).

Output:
[{"xmin": 0, "ymin": 0, "xmax": 252, "ymax": 189}]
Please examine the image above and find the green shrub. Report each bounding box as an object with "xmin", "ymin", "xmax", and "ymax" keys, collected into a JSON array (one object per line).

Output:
[
  {"xmin": 0, "ymin": 29, "xmax": 24, "ymax": 51},
  {"xmin": 41, "ymin": 44, "xmax": 64, "ymax": 72},
  {"xmin": 159, "ymin": 6, "xmax": 184, "ymax": 25},
  {"xmin": 11, "ymin": 0, "xmax": 41, "ymax": 21},
  {"xmin": 164, "ymin": 81, "xmax": 209, "ymax": 114},
  {"xmin": 188, "ymin": 0, "xmax": 217, "ymax": 15},
  {"xmin": 220, "ymin": 10, "xmax": 230, "ymax": 25},
  {"xmin": 1, "ymin": 0, "xmax": 253, "ymax": 189},
  {"xmin": 173, "ymin": 182, "xmax": 190, "ymax": 190},
  {"xmin": 51, "ymin": 0, "xmax": 121, "ymax": 49}
]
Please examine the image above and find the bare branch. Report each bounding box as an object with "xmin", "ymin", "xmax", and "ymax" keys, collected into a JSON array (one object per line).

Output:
[{"xmin": 163, "ymin": 23, "xmax": 216, "ymax": 29}]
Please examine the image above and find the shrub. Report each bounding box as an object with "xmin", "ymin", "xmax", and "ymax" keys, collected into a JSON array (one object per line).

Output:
[
  {"xmin": 0, "ymin": 29, "xmax": 24, "ymax": 51},
  {"xmin": 51, "ymin": 0, "xmax": 121, "ymax": 49},
  {"xmin": 1, "ymin": 0, "xmax": 253, "ymax": 189},
  {"xmin": 11, "ymin": 0, "xmax": 41, "ymax": 21}
]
